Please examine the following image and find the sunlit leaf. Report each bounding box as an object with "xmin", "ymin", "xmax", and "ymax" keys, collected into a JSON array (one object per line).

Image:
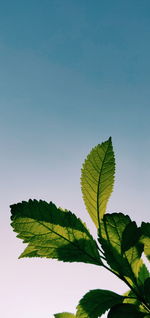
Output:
[
  {"xmin": 81, "ymin": 137, "xmax": 115, "ymax": 227},
  {"xmin": 54, "ymin": 313, "xmax": 76, "ymax": 318},
  {"xmin": 99, "ymin": 213, "xmax": 143, "ymax": 283},
  {"xmin": 108, "ymin": 304, "xmax": 146, "ymax": 318},
  {"xmin": 138, "ymin": 263, "xmax": 150, "ymax": 285},
  {"xmin": 140, "ymin": 222, "xmax": 150, "ymax": 261},
  {"xmin": 76, "ymin": 289, "xmax": 123, "ymax": 318},
  {"xmin": 136, "ymin": 262, "xmax": 150, "ymax": 297},
  {"xmin": 10, "ymin": 200, "xmax": 102, "ymax": 265},
  {"xmin": 123, "ymin": 289, "xmax": 138, "ymax": 305}
]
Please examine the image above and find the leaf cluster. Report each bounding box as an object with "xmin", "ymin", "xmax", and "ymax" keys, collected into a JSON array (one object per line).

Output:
[{"xmin": 10, "ymin": 138, "xmax": 150, "ymax": 317}]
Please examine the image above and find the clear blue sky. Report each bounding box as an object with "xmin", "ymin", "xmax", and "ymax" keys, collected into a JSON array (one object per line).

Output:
[{"xmin": 1, "ymin": 1, "xmax": 150, "ymax": 317}]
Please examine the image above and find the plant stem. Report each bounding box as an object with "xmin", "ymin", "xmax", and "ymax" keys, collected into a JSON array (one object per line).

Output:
[{"xmin": 102, "ymin": 263, "xmax": 150, "ymax": 313}]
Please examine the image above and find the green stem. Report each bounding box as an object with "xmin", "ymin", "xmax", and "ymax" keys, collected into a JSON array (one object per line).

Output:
[{"xmin": 102, "ymin": 263, "xmax": 150, "ymax": 313}]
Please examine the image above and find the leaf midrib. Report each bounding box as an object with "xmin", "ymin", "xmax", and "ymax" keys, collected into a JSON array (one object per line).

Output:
[
  {"xmin": 16, "ymin": 218, "xmax": 101, "ymax": 265},
  {"xmin": 97, "ymin": 141, "xmax": 111, "ymax": 227}
]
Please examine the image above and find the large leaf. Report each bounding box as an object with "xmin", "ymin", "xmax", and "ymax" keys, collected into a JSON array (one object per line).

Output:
[
  {"xmin": 98, "ymin": 213, "xmax": 143, "ymax": 284},
  {"xmin": 76, "ymin": 289, "xmax": 123, "ymax": 318},
  {"xmin": 108, "ymin": 304, "xmax": 146, "ymax": 318},
  {"xmin": 140, "ymin": 222, "xmax": 150, "ymax": 261},
  {"xmin": 10, "ymin": 200, "xmax": 102, "ymax": 265},
  {"xmin": 54, "ymin": 313, "xmax": 76, "ymax": 318},
  {"xmin": 81, "ymin": 137, "xmax": 115, "ymax": 228}
]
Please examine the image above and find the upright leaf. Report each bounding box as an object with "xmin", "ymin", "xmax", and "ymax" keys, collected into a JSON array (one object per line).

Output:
[
  {"xmin": 108, "ymin": 304, "xmax": 146, "ymax": 318},
  {"xmin": 76, "ymin": 289, "xmax": 123, "ymax": 318},
  {"xmin": 54, "ymin": 313, "xmax": 76, "ymax": 318},
  {"xmin": 99, "ymin": 213, "xmax": 143, "ymax": 283},
  {"xmin": 10, "ymin": 200, "xmax": 102, "ymax": 266},
  {"xmin": 81, "ymin": 137, "xmax": 115, "ymax": 228}
]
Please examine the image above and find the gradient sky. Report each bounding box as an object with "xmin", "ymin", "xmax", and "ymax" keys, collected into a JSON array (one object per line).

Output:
[{"xmin": 1, "ymin": 1, "xmax": 150, "ymax": 318}]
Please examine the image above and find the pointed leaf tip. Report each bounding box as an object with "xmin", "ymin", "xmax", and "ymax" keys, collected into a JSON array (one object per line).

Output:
[{"xmin": 81, "ymin": 138, "xmax": 115, "ymax": 228}]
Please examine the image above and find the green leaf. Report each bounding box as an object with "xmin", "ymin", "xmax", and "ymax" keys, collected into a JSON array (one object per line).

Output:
[
  {"xmin": 123, "ymin": 289, "xmax": 148, "ymax": 314},
  {"xmin": 81, "ymin": 137, "xmax": 115, "ymax": 228},
  {"xmin": 144, "ymin": 278, "xmax": 150, "ymax": 304},
  {"xmin": 136, "ymin": 263, "xmax": 150, "ymax": 299},
  {"xmin": 121, "ymin": 221, "xmax": 141, "ymax": 253},
  {"xmin": 140, "ymin": 222, "xmax": 150, "ymax": 261},
  {"xmin": 54, "ymin": 313, "xmax": 76, "ymax": 318},
  {"xmin": 99, "ymin": 213, "xmax": 143, "ymax": 283},
  {"xmin": 76, "ymin": 289, "xmax": 123, "ymax": 318},
  {"xmin": 10, "ymin": 200, "xmax": 102, "ymax": 265},
  {"xmin": 108, "ymin": 304, "xmax": 146, "ymax": 318},
  {"xmin": 138, "ymin": 263, "xmax": 150, "ymax": 285},
  {"xmin": 123, "ymin": 290, "xmax": 138, "ymax": 305},
  {"xmin": 123, "ymin": 264, "xmax": 150, "ymax": 310}
]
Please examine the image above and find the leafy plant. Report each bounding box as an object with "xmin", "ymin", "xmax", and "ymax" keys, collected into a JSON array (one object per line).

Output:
[{"xmin": 10, "ymin": 137, "xmax": 150, "ymax": 317}]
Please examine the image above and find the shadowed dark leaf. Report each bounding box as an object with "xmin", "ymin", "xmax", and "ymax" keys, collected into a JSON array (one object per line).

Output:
[
  {"xmin": 108, "ymin": 304, "xmax": 146, "ymax": 318},
  {"xmin": 121, "ymin": 221, "xmax": 141, "ymax": 253},
  {"xmin": 76, "ymin": 289, "xmax": 123, "ymax": 318},
  {"xmin": 144, "ymin": 278, "xmax": 150, "ymax": 304}
]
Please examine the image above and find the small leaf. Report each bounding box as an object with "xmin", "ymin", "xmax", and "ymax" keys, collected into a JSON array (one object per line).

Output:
[
  {"xmin": 121, "ymin": 221, "xmax": 141, "ymax": 253},
  {"xmin": 81, "ymin": 137, "xmax": 115, "ymax": 228},
  {"xmin": 76, "ymin": 289, "xmax": 123, "ymax": 318},
  {"xmin": 137, "ymin": 262, "xmax": 150, "ymax": 295},
  {"xmin": 140, "ymin": 222, "xmax": 150, "ymax": 261},
  {"xmin": 108, "ymin": 304, "xmax": 146, "ymax": 318},
  {"xmin": 99, "ymin": 213, "xmax": 143, "ymax": 283},
  {"xmin": 54, "ymin": 313, "xmax": 76, "ymax": 318},
  {"xmin": 138, "ymin": 263, "xmax": 150, "ymax": 285},
  {"xmin": 10, "ymin": 200, "xmax": 102, "ymax": 266},
  {"xmin": 123, "ymin": 290, "xmax": 138, "ymax": 305}
]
